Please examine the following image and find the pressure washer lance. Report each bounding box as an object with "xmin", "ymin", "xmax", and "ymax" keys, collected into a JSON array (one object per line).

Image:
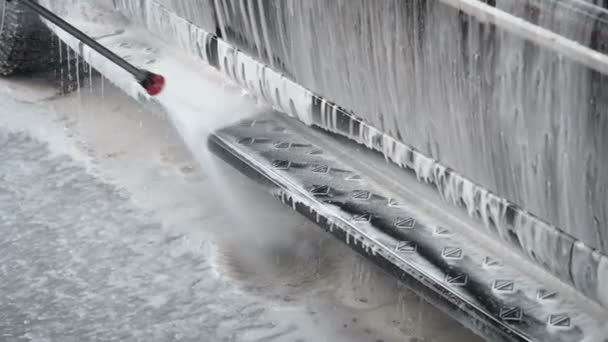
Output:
[{"xmin": 13, "ymin": 0, "xmax": 165, "ymax": 96}]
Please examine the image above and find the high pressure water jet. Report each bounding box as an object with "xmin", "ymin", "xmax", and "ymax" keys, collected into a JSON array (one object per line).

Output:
[{"xmin": 10, "ymin": 0, "xmax": 165, "ymax": 96}]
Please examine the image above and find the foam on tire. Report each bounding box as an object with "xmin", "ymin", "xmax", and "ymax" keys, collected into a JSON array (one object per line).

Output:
[{"xmin": 0, "ymin": 1, "xmax": 53, "ymax": 76}]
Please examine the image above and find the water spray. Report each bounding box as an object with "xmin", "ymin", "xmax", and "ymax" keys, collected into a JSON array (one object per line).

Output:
[{"xmin": 12, "ymin": 0, "xmax": 165, "ymax": 96}]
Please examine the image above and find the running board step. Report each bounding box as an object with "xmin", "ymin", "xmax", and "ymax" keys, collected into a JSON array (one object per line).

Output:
[{"xmin": 208, "ymin": 113, "xmax": 607, "ymax": 342}]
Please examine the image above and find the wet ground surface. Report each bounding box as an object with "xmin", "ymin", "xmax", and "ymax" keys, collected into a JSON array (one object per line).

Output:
[{"xmin": 0, "ymin": 71, "xmax": 482, "ymax": 342}]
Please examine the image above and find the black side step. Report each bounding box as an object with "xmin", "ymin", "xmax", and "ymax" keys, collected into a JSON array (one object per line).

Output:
[{"xmin": 208, "ymin": 113, "xmax": 608, "ymax": 342}]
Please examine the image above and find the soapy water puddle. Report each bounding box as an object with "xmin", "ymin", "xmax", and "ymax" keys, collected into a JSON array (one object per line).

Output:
[{"xmin": 0, "ymin": 62, "xmax": 481, "ymax": 341}]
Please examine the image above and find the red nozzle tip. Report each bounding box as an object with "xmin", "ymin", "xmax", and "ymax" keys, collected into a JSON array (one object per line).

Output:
[{"xmin": 140, "ymin": 72, "xmax": 165, "ymax": 96}]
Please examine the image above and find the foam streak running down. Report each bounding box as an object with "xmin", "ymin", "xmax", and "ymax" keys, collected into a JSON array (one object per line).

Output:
[{"xmin": 120, "ymin": 0, "xmax": 608, "ymax": 256}]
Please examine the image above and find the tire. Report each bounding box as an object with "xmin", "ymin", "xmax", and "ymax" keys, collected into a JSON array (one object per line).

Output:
[{"xmin": 0, "ymin": 0, "xmax": 54, "ymax": 76}]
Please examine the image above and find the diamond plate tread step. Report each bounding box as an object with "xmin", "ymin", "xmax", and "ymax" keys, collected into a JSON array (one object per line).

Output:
[{"xmin": 208, "ymin": 113, "xmax": 608, "ymax": 342}]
